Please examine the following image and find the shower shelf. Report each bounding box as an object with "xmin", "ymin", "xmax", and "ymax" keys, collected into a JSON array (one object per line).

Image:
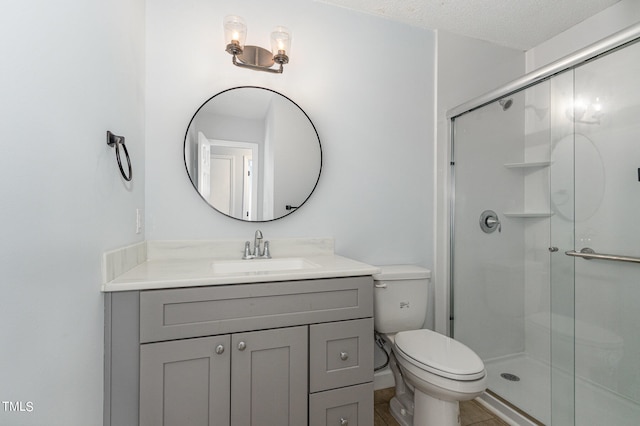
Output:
[
  {"xmin": 504, "ymin": 161, "xmax": 551, "ymax": 169},
  {"xmin": 503, "ymin": 212, "xmax": 553, "ymax": 218}
]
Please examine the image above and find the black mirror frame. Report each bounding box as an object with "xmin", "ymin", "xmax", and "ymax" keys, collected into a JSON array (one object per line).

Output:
[{"xmin": 183, "ymin": 86, "xmax": 323, "ymax": 222}]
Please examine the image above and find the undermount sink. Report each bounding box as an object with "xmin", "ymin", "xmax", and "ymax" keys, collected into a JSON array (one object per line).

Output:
[{"xmin": 211, "ymin": 257, "xmax": 320, "ymax": 274}]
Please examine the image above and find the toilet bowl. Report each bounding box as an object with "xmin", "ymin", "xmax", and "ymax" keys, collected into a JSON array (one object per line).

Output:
[
  {"xmin": 391, "ymin": 330, "xmax": 487, "ymax": 425},
  {"xmin": 374, "ymin": 265, "xmax": 487, "ymax": 426}
]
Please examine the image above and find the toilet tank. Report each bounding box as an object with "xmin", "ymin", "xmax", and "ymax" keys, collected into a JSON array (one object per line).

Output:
[{"xmin": 373, "ymin": 265, "xmax": 431, "ymax": 333}]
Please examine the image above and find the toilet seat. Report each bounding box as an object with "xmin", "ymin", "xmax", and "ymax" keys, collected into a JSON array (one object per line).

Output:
[{"xmin": 394, "ymin": 329, "xmax": 485, "ymax": 381}]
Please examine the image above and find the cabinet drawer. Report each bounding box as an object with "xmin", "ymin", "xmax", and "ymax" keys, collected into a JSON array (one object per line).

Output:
[
  {"xmin": 309, "ymin": 318, "xmax": 373, "ymax": 392},
  {"xmin": 309, "ymin": 382, "xmax": 373, "ymax": 426},
  {"xmin": 139, "ymin": 276, "xmax": 373, "ymax": 343}
]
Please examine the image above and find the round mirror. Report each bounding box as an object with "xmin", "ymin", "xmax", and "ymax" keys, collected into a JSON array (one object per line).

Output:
[{"xmin": 184, "ymin": 87, "xmax": 322, "ymax": 221}]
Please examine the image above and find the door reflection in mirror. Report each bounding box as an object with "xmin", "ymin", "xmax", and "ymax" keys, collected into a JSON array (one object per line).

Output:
[{"xmin": 197, "ymin": 132, "xmax": 258, "ymax": 219}]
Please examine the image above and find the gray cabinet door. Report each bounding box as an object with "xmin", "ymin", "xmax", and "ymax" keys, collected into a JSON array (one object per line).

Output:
[
  {"xmin": 231, "ymin": 326, "xmax": 308, "ymax": 426},
  {"xmin": 140, "ymin": 335, "xmax": 231, "ymax": 426}
]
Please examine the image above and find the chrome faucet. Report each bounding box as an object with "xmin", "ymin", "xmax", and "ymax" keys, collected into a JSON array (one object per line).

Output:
[
  {"xmin": 242, "ymin": 230, "xmax": 271, "ymax": 259},
  {"xmin": 253, "ymin": 230, "xmax": 263, "ymax": 256}
]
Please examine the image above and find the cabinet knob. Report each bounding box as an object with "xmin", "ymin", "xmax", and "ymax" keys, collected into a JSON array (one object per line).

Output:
[
  {"xmin": 215, "ymin": 344, "xmax": 225, "ymax": 355},
  {"xmin": 237, "ymin": 341, "xmax": 247, "ymax": 351},
  {"xmin": 340, "ymin": 352, "xmax": 349, "ymax": 361},
  {"xmin": 340, "ymin": 418, "xmax": 348, "ymax": 426}
]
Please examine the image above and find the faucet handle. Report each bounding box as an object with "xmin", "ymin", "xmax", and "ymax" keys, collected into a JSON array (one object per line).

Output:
[
  {"xmin": 242, "ymin": 241, "xmax": 254, "ymax": 259},
  {"xmin": 262, "ymin": 241, "xmax": 271, "ymax": 259}
]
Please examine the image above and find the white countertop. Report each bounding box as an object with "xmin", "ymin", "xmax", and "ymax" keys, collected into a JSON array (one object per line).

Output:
[{"xmin": 102, "ymin": 253, "xmax": 380, "ymax": 292}]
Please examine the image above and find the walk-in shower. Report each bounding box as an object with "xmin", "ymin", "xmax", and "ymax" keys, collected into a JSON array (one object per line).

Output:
[{"xmin": 449, "ymin": 24, "xmax": 640, "ymax": 425}]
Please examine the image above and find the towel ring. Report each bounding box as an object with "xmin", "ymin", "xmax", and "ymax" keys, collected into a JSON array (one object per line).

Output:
[{"xmin": 107, "ymin": 131, "xmax": 132, "ymax": 181}]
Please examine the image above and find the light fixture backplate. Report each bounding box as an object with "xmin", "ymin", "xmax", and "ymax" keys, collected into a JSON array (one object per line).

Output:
[{"xmin": 237, "ymin": 45, "xmax": 275, "ymax": 68}]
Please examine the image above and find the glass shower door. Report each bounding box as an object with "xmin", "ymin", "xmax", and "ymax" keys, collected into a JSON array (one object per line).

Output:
[
  {"xmin": 452, "ymin": 34, "xmax": 640, "ymax": 426},
  {"xmin": 567, "ymin": 40, "xmax": 640, "ymax": 425},
  {"xmin": 452, "ymin": 80, "xmax": 554, "ymax": 424}
]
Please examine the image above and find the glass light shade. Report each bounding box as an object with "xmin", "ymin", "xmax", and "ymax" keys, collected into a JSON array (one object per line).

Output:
[
  {"xmin": 270, "ymin": 26, "xmax": 291, "ymax": 55},
  {"xmin": 223, "ymin": 15, "xmax": 247, "ymax": 48}
]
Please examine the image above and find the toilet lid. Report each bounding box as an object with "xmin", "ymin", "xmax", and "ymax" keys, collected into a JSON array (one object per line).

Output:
[{"xmin": 394, "ymin": 329, "xmax": 486, "ymax": 381}]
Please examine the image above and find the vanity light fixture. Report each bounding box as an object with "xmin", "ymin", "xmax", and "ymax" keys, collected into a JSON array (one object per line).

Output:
[{"xmin": 223, "ymin": 15, "xmax": 291, "ymax": 74}]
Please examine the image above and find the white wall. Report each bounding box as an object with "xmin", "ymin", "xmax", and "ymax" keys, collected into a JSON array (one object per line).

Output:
[
  {"xmin": 0, "ymin": 0, "xmax": 145, "ymax": 425},
  {"xmin": 145, "ymin": 0, "xmax": 435, "ymax": 270}
]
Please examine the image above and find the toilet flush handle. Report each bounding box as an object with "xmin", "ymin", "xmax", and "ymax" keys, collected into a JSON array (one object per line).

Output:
[{"xmin": 374, "ymin": 282, "xmax": 387, "ymax": 288}]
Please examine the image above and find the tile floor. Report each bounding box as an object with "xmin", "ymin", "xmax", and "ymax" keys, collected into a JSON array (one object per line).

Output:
[{"xmin": 374, "ymin": 388, "xmax": 509, "ymax": 426}]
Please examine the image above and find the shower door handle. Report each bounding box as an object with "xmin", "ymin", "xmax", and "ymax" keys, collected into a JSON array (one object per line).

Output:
[{"xmin": 565, "ymin": 248, "xmax": 640, "ymax": 264}]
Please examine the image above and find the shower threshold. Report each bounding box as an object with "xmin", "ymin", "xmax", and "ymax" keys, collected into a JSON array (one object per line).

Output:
[{"xmin": 479, "ymin": 389, "xmax": 545, "ymax": 426}]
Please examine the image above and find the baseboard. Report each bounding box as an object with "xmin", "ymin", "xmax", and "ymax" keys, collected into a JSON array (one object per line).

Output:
[{"xmin": 374, "ymin": 366, "xmax": 395, "ymax": 390}]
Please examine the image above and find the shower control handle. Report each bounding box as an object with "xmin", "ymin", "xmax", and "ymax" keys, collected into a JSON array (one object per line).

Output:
[
  {"xmin": 486, "ymin": 217, "xmax": 500, "ymax": 227},
  {"xmin": 480, "ymin": 210, "xmax": 501, "ymax": 234}
]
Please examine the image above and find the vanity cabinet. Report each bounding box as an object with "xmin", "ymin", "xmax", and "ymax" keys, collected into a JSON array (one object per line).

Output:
[
  {"xmin": 104, "ymin": 276, "xmax": 374, "ymax": 426},
  {"xmin": 139, "ymin": 326, "xmax": 307, "ymax": 426}
]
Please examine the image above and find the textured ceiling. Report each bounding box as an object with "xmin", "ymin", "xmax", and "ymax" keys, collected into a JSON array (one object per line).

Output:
[{"xmin": 315, "ymin": 0, "xmax": 621, "ymax": 50}]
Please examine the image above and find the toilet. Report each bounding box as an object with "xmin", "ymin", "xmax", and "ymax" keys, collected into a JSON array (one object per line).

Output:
[{"xmin": 373, "ymin": 265, "xmax": 487, "ymax": 426}]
